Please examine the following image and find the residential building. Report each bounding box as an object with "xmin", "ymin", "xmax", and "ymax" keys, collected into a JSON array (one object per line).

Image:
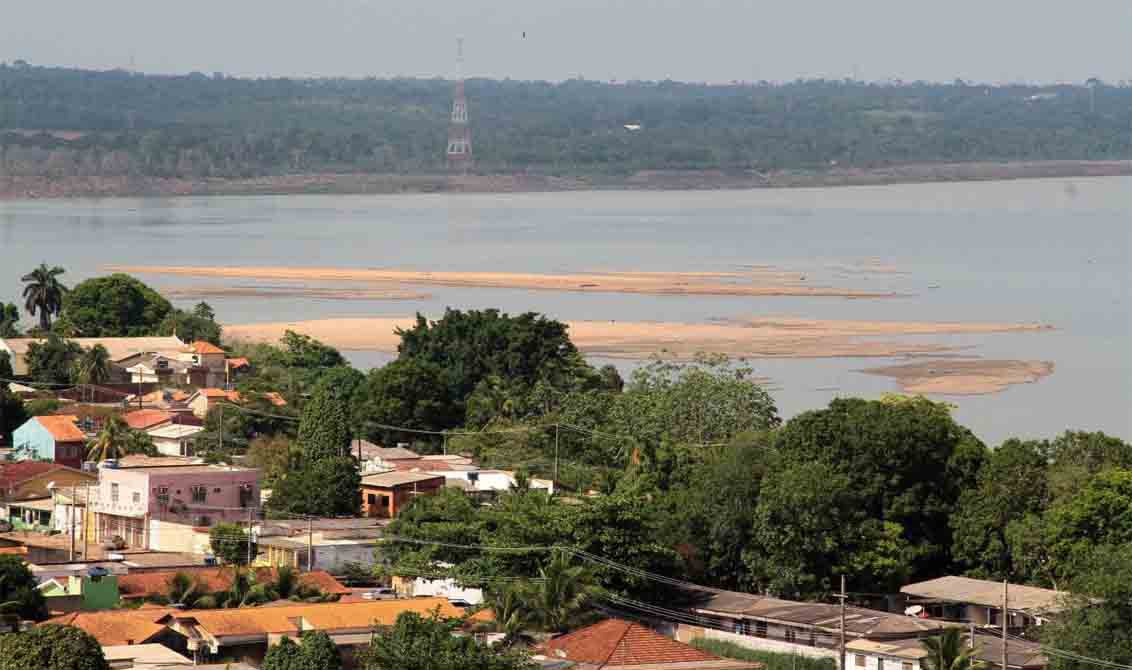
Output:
[
  {"xmin": 540, "ymin": 618, "xmax": 763, "ymax": 670},
  {"xmin": 101, "ymin": 644, "xmax": 194, "ymax": 669},
  {"xmin": 677, "ymin": 589, "xmax": 945, "ymax": 660},
  {"xmin": 257, "ymin": 517, "xmax": 386, "ymax": 572},
  {"xmin": 187, "ymin": 388, "xmax": 241, "ymax": 418},
  {"xmin": 123, "ymin": 409, "xmax": 177, "ymax": 431},
  {"xmin": 184, "ymin": 340, "xmax": 228, "ymax": 387},
  {"xmin": 90, "ymin": 463, "xmax": 260, "ymax": 551},
  {"xmin": 159, "ymin": 597, "xmax": 479, "ymax": 665},
  {"xmin": 116, "ymin": 567, "xmax": 349, "ymax": 602},
  {"xmin": 37, "ymin": 569, "xmax": 120, "ymax": 613},
  {"xmin": 0, "ymin": 335, "xmax": 186, "ymax": 377},
  {"xmin": 147, "ymin": 424, "xmax": 205, "ymax": 457},
  {"xmin": 355, "ymin": 441, "xmax": 421, "ymax": 473},
  {"xmin": 847, "ymin": 631, "xmax": 1048, "ymax": 670},
  {"xmin": 11, "ymin": 415, "xmax": 88, "ymax": 468},
  {"xmin": 0, "ymin": 462, "xmax": 96, "ymax": 530},
  {"xmin": 394, "ymin": 572, "xmax": 484, "ymax": 605},
  {"xmin": 436, "ymin": 468, "xmax": 556, "ymax": 496},
  {"xmin": 120, "ymin": 353, "xmax": 193, "ymax": 385},
  {"xmin": 359, "ymin": 471, "xmax": 445, "ymax": 519},
  {"xmin": 900, "ymin": 576, "xmax": 1066, "ymax": 629},
  {"xmin": 44, "ymin": 607, "xmax": 183, "ymax": 647}
]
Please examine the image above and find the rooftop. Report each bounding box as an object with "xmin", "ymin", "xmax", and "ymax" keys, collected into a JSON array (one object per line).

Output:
[
  {"xmin": 0, "ymin": 461, "xmax": 87, "ymax": 490},
  {"xmin": 44, "ymin": 608, "xmax": 174, "ymax": 646},
  {"xmin": 3, "ymin": 336, "xmax": 186, "ymax": 362},
  {"xmin": 118, "ymin": 567, "xmax": 349, "ymax": 599},
  {"xmin": 108, "ymin": 463, "xmax": 256, "ymax": 476},
  {"xmin": 32, "ymin": 414, "xmax": 86, "ymax": 442},
  {"xmin": 124, "ymin": 409, "xmax": 174, "ymax": 430},
  {"xmin": 901, "ymin": 576, "xmax": 1067, "ymax": 614},
  {"xmin": 189, "ymin": 341, "xmax": 225, "ymax": 355},
  {"xmin": 357, "ymin": 442, "xmax": 420, "ymax": 461},
  {"xmin": 542, "ymin": 618, "xmax": 762, "ymax": 670},
  {"xmin": 116, "ymin": 455, "xmax": 205, "ymax": 469},
  {"xmin": 147, "ymin": 424, "xmax": 205, "ymax": 439},
  {"xmin": 362, "ymin": 471, "xmax": 446, "ymax": 488},
  {"xmin": 226, "ymin": 357, "xmax": 250, "ymax": 370},
  {"xmin": 101, "ymin": 643, "xmax": 193, "ymax": 667}
]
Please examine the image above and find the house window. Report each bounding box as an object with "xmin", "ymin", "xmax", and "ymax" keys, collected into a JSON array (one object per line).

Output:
[
  {"xmin": 734, "ymin": 620, "xmax": 750, "ymax": 636},
  {"xmin": 190, "ymin": 485, "xmax": 207, "ymax": 504},
  {"xmin": 903, "ymin": 663, "xmax": 913, "ymax": 670},
  {"xmin": 754, "ymin": 620, "xmax": 767, "ymax": 638},
  {"xmin": 856, "ymin": 656, "xmax": 866, "ymax": 668},
  {"xmin": 785, "ymin": 628, "xmax": 797, "ymax": 643},
  {"xmin": 111, "ymin": 483, "xmax": 119, "ymax": 503},
  {"xmin": 239, "ymin": 484, "xmax": 254, "ymax": 508},
  {"xmin": 132, "ymin": 492, "xmax": 140, "ymax": 504},
  {"xmin": 156, "ymin": 486, "xmax": 169, "ymax": 505},
  {"xmin": 878, "ymin": 658, "xmax": 885, "ymax": 670}
]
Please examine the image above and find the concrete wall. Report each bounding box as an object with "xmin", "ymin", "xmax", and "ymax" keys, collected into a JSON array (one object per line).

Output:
[
  {"xmin": 12, "ymin": 419, "xmax": 56, "ymax": 463},
  {"xmin": 406, "ymin": 576, "xmax": 484, "ymax": 604},
  {"xmin": 147, "ymin": 518, "xmax": 212, "ymax": 554},
  {"xmin": 313, "ymin": 542, "xmax": 377, "ymax": 573},
  {"xmin": 851, "ymin": 650, "xmax": 922, "ymax": 670},
  {"xmin": 677, "ymin": 624, "xmax": 839, "ymax": 661}
]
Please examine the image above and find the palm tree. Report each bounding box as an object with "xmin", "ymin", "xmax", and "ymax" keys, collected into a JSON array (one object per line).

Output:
[
  {"xmin": 21, "ymin": 264, "xmax": 68, "ymax": 331},
  {"xmin": 87, "ymin": 416, "xmax": 130, "ymax": 463},
  {"xmin": 525, "ymin": 552, "xmax": 597, "ymax": 634},
  {"xmin": 162, "ymin": 572, "xmax": 205, "ymax": 608},
  {"xmin": 484, "ymin": 583, "xmax": 533, "ymax": 646},
  {"xmin": 921, "ymin": 627, "xmax": 988, "ymax": 670},
  {"xmin": 75, "ymin": 344, "xmax": 112, "ymax": 386}
]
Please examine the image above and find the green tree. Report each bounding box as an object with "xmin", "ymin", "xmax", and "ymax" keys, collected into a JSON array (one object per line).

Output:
[
  {"xmin": 210, "ymin": 522, "xmax": 255, "ymax": 565},
  {"xmin": 20, "ymin": 263, "xmax": 68, "ymax": 331},
  {"xmin": 262, "ymin": 636, "xmax": 302, "ymax": 670},
  {"xmin": 59, "ymin": 273, "xmax": 172, "ymax": 337},
  {"xmin": 0, "ymin": 303, "xmax": 21, "ymax": 337},
  {"xmin": 1043, "ymin": 543, "xmax": 1132, "ymax": 669},
  {"xmin": 295, "ymin": 630, "xmax": 342, "ymax": 670},
  {"xmin": 920, "ymin": 627, "xmax": 987, "ymax": 670},
  {"xmin": 74, "ymin": 344, "xmax": 112, "ymax": 385},
  {"xmin": 484, "ymin": 584, "xmax": 534, "ymax": 647},
  {"xmin": 25, "ymin": 333, "xmax": 82, "ymax": 384},
  {"xmin": 160, "ymin": 571, "xmax": 206, "ymax": 608},
  {"xmin": 1044, "ymin": 469, "xmax": 1132, "ymax": 583},
  {"xmin": 267, "ymin": 456, "xmax": 360, "ymax": 517},
  {"xmin": 280, "ymin": 330, "xmax": 347, "ymax": 369},
  {"xmin": 359, "ymin": 610, "xmax": 535, "ymax": 670},
  {"xmin": 297, "ymin": 382, "xmax": 351, "ymax": 462},
  {"xmin": 157, "ymin": 308, "xmax": 222, "ymax": 345},
  {"xmin": 522, "ymin": 552, "xmax": 597, "ymax": 634},
  {"xmin": 193, "ymin": 301, "xmax": 216, "ymax": 320},
  {"xmin": 86, "ymin": 415, "xmax": 130, "ymax": 462},
  {"xmin": 0, "ymin": 624, "xmax": 110, "ymax": 670},
  {"xmin": 361, "ymin": 357, "xmax": 462, "ymax": 443},
  {"xmin": 0, "ymin": 555, "xmax": 47, "ymax": 621}
]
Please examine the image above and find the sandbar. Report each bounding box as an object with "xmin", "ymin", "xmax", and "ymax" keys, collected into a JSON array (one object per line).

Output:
[
  {"xmin": 108, "ymin": 265, "xmax": 902, "ymax": 299},
  {"xmin": 163, "ymin": 285, "xmax": 431, "ymax": 301},
  {"xmin": 860, "ymin": 359, "xmax": 1055, "ymax": 395}
]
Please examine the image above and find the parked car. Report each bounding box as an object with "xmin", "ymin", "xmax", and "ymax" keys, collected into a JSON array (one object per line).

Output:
[{"xmin": 362, "ymin": 588, "xmax": 398, "ymax": 600}]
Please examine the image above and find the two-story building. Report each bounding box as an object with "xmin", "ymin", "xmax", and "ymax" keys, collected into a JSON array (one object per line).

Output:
[
  {"xmin": 11, "ymin": 415, "xmax": 89, "ymax": 468},
  {"xmin": 359, "ymin": 471, "xmax": 445, "ymax": 519},
  {"xmin": 900, "ymin": 576, "xmax": 1066, "ymax": 630},
  {"xmin": 91, "ymin": 463, "xmax": 260, "ymax": 552}
]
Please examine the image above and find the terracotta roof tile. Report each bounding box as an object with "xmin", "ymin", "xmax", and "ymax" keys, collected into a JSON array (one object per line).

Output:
[
  {"xmin": 189, "ymin": 341, "xmax": 225, "ymax": 355},
  {"xmin": 124, "ymin": 409, "xmax": 174, "ymax": 430},
  {"xmin": 0, "ymin": 461, "xmax": 66, "ymax": 488},
  {"xmin": 543, "ymin": 619, "xmax": 720, "ymax": 668},
  {"xmin": 118, "ymin": 568, "xmax": 350, "ymax": 599},
  {"xmin": 43, "ymin": 608, "xmax": 173, "ymax": 646},
  {"xmin": 33, "ymin": 415, "xmax": 86, "ymax": 442},
  {"xmin": 262, "ymin": 392, "xmax": 288, "ymax": 407},
  {"xmin": 226, "ymin": 357, "xmax": 250, "ymax": 370}
]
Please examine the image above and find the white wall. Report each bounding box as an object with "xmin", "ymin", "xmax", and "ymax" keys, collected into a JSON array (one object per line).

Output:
[
  {"xmin": 313, "ymin": 543, "xmax": 377, "ymax": 573},
  {"xmin": 851, "ymin": 650, "xmax": 922, "ymax": 670},
  {"xmin": 678, "ymin": 625, "xmax": 839, "ymax": 660},
  {"xmin": 147, "ymin": 518, "xmax": 212, "ymax": 554},
  {"xmin": 407, "ymin": 576, "xmax": 484, "ymax": 605}
]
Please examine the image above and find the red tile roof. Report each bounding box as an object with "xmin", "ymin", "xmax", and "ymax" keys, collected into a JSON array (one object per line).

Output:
[
  {"xmin": 262, "ymin": 392, "xmax": 288, "ymax": 407},
  {"xmin": 43, "ymin": 608, "xmax": 173, "ymax": 646},
  {"xmin": 117, "ymin": 567, "xmax": 350, "ymax": 599},
  {"xmin": 189, "ymin": 341, "xmax": 225, "ymax": 355},
  {"xmin": 0, "ymin": 461, "xmax": 65, "ymax": 489},
  {"xmin": 542, "ymin": 619, "xmax": 721, "ymax": 668},
  {"xmin": 198, "ymin": 388, "xmax": 242, "ymax": 401},
  {"xmin": 124, "ymin": 409, "xmax": 174, "ymax": 430},
  {"xmin": 226, "ymin": 357, "xmax": 251, "ymax": 370},
  {"xmin": 33, "ymin": 415, "xmax": 86, "ymax": 442}
]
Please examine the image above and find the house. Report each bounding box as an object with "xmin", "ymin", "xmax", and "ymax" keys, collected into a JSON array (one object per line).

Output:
[
  {"xmin": 392, "ymin": 564, "xmax": 484, "ymax": 605},
  {"xmin": 11, "ymin": 415, "xmax": 89, "ymax": 468},
  {"xmin": 846, "ymin": 631, "xmax": 1048, "ymax": 670},
  {"xmin": 116, "ymin": 567, "xmax": 349, "ymax": 602},
  {"xmin": 355, "ymin": 441, "xmax": 421, "ymax": 473},
  {"xmin": 0, "ymin": 462, "xmax": 96, "ymax": 530},
  {"xmin": 43, "ymin": 607, "xmax": 183, "ymax": 647},
  {"xmin": 541, "ymin": 618, "xmax": 764, "ymax": 670},
  {"xmin": 120, "ymin": 353, "xmax": 194, "ymax": 385},
  {"xmin": 184, "ymin": 340, "xmax": 228, "ymax": 387},
  {"xmin": 187, "ymin": 388, "xmax": 241, "ymax": 418},
  {"xmin": 101, "ymin": 644, "xmax": 194, "ymax": 669},
  {"xmin": 359, "ymin": 471, "xmax": 445, "ymax": 519},
  {"xmin": 90, "ymin": 463, "xmax": 260, "ymax": 551},
  {"xmin": 147, "ymin": 424, "xmax": 205, "ymax": 457},
  {"xmin": 123, "ymin": 409, "xmax": 177, "ymax": 431},
  {"xmin": 37, "ymin": 568, "xmax": 121, "ymax": 614},
  {"xmin": 0, "ymin": 335, "xmax": 186, "ymax": 376},
  {"xmin": 436, "ymin": 468, "xmax": 557, "ymax": 496},
  {"xmin": 900, "ymin": 576, "xmax": 1067, "ymax": 629},
  {"xmin": 159, "ymin": 597, "xmax": 478, "ymax": 665},
  {"xmin": 677, "ymin": 589, "xmax": 945, "ymax": 660},
  {"xmin": 257, "ymin": 517, "xmax": 386, "ymax": 572}
]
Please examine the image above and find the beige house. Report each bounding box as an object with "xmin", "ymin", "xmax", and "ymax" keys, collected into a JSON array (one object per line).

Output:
[{"xmin": 0, "ymin": 336, "xmax": 186, "ymax": 376}]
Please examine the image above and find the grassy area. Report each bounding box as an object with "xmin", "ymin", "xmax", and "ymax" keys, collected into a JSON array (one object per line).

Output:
[{"xmin": 690, "ymin": 638, "xmax": 836, "ymax": 670}]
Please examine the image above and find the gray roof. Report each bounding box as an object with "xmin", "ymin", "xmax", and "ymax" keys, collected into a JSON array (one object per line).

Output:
[
  {"xmin": 362, "ymin": 471, "xmax": 445, "ymax": 488},
  {"xmin": 690, "ymin": 589, "xmax": 945, "ymax": 638},
  {"xmin": 357, "ymin": 443, "xmax": 421, "ymax": 461},
  {"xmin": 901, "ymin": 576, "xmax": 1067, "ymax": 614}
]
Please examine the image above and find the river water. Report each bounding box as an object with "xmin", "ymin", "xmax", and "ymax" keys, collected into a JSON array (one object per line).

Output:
[{"xmin": 1, "ymin": 177, "xmax": 1128, "ymax": 444}]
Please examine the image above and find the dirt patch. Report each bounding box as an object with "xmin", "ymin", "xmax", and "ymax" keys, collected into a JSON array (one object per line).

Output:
[
  {"xmin": 860, "ymin": 359, "xmax": 1055, "ymax": 395},
  {"xmin": 110, "ymin": 265, "xmax": 901, "ymax": 299}
]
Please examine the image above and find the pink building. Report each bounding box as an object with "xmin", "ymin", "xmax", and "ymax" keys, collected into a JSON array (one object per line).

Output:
[{"xmin": 91, "ymin": 464, "xmax": 260, "ymax": 552}]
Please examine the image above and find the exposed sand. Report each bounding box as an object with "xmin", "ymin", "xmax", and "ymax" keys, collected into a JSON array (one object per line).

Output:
[
  {"xmin": 860, "ymin": 359, "xmax": 1055, "ymax": 395},
  {"xmin": 108, "ymin": 265, "xmax": 902, "ymax": 299},
  {"xmin": 223, "ymin": 316, "xmax": 1051, "ymax": 361},
  {"xmin": 163, "ymin": 285, "xmax": 431, "ymax": 301}
]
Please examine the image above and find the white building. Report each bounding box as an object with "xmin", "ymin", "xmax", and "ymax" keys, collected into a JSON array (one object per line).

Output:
[{"xmin": 147, "ymin": 424, "xmax": 204, "ymax": 457}]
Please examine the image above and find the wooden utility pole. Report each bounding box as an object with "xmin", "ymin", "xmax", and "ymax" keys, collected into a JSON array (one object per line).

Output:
[
  {"xmin": 307, "ymin": 517, "xmax": 314, "ymax": 572},
  {"xmin": 82, "ymin": 484, "xmax": 90, "ymax": 560},
  {"xmin": 836, "ymin": 575, "xmax": 847, "ymax": 670},
  {"xmin": 1002, "ymin": 580, "xmax": 1008, "ymax": 670},
  {"xmin": 554, "ymin": 424, "xmax": 560, "ymax": 483},
  {"xmin": 68, "ymin": 484, "xmax": 77, "ymax": 561},
  {"xmin": 246, "ymin": 506, "xmax": 255, "ymax": 565}
]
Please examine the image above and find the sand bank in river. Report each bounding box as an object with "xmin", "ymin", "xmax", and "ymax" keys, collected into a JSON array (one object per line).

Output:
[
  {"xmin": 163, "ymin": 285, "xmax": 431, "ymax": 301},
  {"xmin": 860, "ymin": 359, "xmax": 1055, "ymax": 395},
  {"xmin": 225, "ymin": 315, "xmax": 1051, "ymax": 364},
  {"xmin": 109, "ymin": 265, "xmax": 901, "ymax": 299}
]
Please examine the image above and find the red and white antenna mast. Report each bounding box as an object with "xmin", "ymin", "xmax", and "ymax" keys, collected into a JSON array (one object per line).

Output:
[{"xmin": 446, "ymin": 37, "xmax": 473, "ymax": 172}]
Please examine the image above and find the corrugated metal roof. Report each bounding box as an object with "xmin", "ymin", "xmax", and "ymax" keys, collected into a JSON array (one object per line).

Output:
[{"xmin": 901, "ymin": 576, "xmax": 1066, "ymax": 614}]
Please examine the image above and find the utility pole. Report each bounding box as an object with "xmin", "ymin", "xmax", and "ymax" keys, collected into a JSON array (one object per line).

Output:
[
  {"xmin": 307, "ymin": 517, "xmax": 314, "ymax": 572},
  {"xmin": 218, "ymin": 402, "xmax": 224, "ymax": 454},
  {"xmin": 554, "ymin": 423, "xmax": 560, "ymax": 483},
  {"xmin": 1002, "ymin": 580, "xmax": 1008, "ymax": 670},
  {"xmin": 82, "ymin": 484, "xmax": 90, "ymax": 560},
  {"xmin": 836, "ymin": 575, "xmax": 847, "ymax": 670},
  {"xmin": 68, "ymin": 484, "xmax": 77, "ymax": 561},
  {"xmin": 246, "ymin": 506, "xmax": 255, "ymax": 565}
]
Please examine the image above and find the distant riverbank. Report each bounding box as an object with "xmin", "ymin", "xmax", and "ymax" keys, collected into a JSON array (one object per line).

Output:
[{"xmin": 2, "ymin": 160, "xmax": 1130, "ymax": 199}]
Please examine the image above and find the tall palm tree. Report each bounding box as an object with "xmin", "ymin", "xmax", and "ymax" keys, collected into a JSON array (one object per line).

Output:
[
  {"xmin": 21, "ymin": 264, "xmax": 68, "ymax": 331},
  {"xmin": 484, "ymin": 583, "xmax": 533, "ymax": 646},
  {"xmin": 162, "ymin": 572, "xmax": 205, "ymax": 608},
  {"xmin": 921, "ymin": 627, "xmax": 988, "ymax": 670},
  {"xmin": 526, "ymin": 552, "xmax": 597, "ymax": 634},
  {"xmin": 75, "ymin": 344, "xmax": 112, "ymax": 386},
  {"xmin": 87, "ymin": 415, "xmax": 130, "ymax": 463}
]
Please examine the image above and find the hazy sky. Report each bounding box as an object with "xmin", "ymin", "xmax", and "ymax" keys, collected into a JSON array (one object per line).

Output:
[{"xmin": 3, "ymin": 0, "xmax": 1129, "ymax": 84}]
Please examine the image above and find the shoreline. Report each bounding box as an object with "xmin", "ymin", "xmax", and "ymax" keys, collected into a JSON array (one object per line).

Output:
[{"xmin": 2, "ymin": 160, "xmax": 1130, "ymax": 200}]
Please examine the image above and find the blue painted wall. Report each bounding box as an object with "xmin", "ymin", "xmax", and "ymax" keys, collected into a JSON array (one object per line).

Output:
[{"xmin": 12, "ymin": 418, "xmax": 57, "ymax": 462}]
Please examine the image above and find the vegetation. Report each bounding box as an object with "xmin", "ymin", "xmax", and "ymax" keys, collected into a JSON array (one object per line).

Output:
[
  {"xmin": 157, "ymin": 302, "xmax": 222, "ymax": 344},
  {"xmin": 298, "ymin": 382, "xmax": 352, "ymax": 461},
  {"xmin": 689, "ymin": 639, "xmax": 835, "ymax": 670},
  {"xmin": 85, "ymin": 415, "xmax": 130, "ymax": 462},
  {"xmin": 358, "ymin": 610, "xmax": 534, "ymax": 670},
  {"xmin": 266, "ymin": 455, "xmax": 361, "ymax": 517},
  {"xmin": 24, "ymin": 333, "xmax": 82, "ymax": 384},
  {"xmin": 0, "ymin": 303, "xmax": 21, "ymax": 337},
  {"xmin": 209, "ymin": 522, "xmax": 255, "ymax": 565},
  {"xmin": 0, "ymin": 556, "xmax": 47, "ymax": 621},
  {"xmin": 920, "ymin": 627, "xmax": 987, "ymax": 670},
  {"xmin": 0, "ymin": 66, "xmax": 1129, "ymax": 177},
  {"xmin": 57, "ymin": 273, "xmax": 172, "ymax": 337},
  {"xmin": 73, "ymin": 344, "xmax": 111, "ymax": 385},
  {"xmin": 0, "ymin": 624, "xmax": 110, "ymax": 670},
  {"xmin": 20, "ymin": 264, "xmax": 67, "ymax": 332}
]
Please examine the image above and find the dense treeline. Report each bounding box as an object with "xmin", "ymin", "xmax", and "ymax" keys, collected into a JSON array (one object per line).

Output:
[{"xmin": 1, "ymin": 63, "xmax": 1130, "ymax": 177}]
